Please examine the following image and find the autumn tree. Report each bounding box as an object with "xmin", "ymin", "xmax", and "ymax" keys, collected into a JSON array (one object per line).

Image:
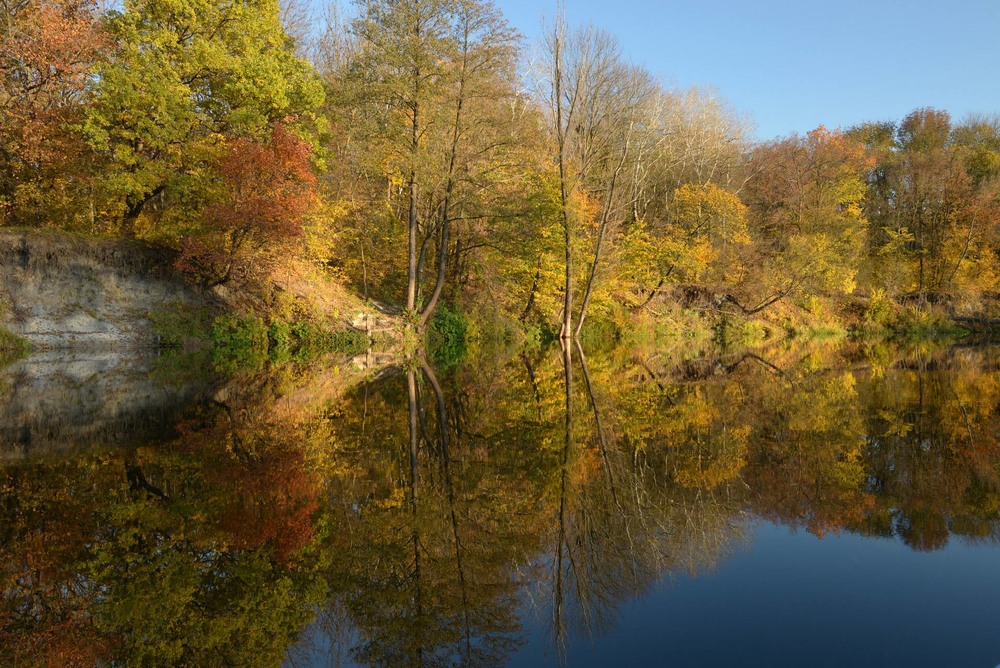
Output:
[
  {"xmin": 82, "ymin": 0, "xmax": 323, "ymax": 236},
  {"xmin": 738, "ymin": 126, "xmax": 872, "ymax": 313},
  {"xmin": 0, "ymin": 0, "xmax": 107, "ymax": 227},
  {"xmin": 540, "ymin": 20, "xmax": 660, "ymax": 337},
  {"xmin": 851, "ymin": 109, "xmax": 1000, "ymax": 302},
  {"xmin": 542, "ymin": 13, "xmax": 575, "ymax": 339},
  {"xmin": 175, "ymin": 123, "xmax": 318, "ymax": 288},
  {"xmin": 345, "ymin": 0, "xmax": 452, "ymax": 317},
  {"xmin": 632, "ymin": 86, "xmax": 750, "ymax": 228},
  {"xmin": 607, "ymin": 88, "xmax": 752, "ymax": 314},
  {"xmin": 320, "ymin": 0, "xmax": 523, "ymax": 328},
  {"xmin": 651, "ymin": 182, "xmax": 750, "ymax": 290}
]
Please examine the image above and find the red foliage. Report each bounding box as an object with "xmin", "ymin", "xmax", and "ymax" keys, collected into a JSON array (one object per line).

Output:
[
  {"xmin": 174, "ymin": 410, "xmax": 323, "ymax": 564},
  {"xmin": 176, "ymin": 123, "xmax": 318, "ymax": 287},
  {"xmin": 0, "ymin": 467, "xmax": 119, "ymax": 666},
  {"xmin": 213, "ymin": 443, "xmax": 322, "ymax": 564}
]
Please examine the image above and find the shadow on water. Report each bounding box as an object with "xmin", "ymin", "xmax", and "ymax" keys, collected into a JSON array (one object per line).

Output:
[{"xmin": 4, "ymin": 340, "xmax": 1000, "ymax": 665}]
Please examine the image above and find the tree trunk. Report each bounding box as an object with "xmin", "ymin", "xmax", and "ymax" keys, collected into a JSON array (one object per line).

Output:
[
  {"xmin": 407, "ymin": 55, "xmax": 422, "ymax": 314},
  {"xmin": 419, "ymin": 221, "xmax": 449, "ymax": 328},
  {"xmin": 520, "ymin": 260, "xmax": 542, "ymax": 322},
  {"xmin": 575, "ymin": 172, "xmax": 622, "ymax": 336},
  {"xmin": 554, "ymin": 31, "xmax": 573, "ymax": 340},
  {"xmin": 419, "ymin": 18, "xmax": 471, "ymax": 329},
  {"xmin": 634, "ymin": 277, "xmax": 665, "ymax": 312},
  {"xmin": 407, "ymin": 171, "xmax": 419, "ymax": 312},
  {"xmin": 121, "ymin": 184, "xmax": 165, "ymax": 239}
]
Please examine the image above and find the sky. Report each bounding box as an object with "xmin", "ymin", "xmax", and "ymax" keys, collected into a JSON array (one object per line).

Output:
[{"xmin": 491, "ymin": 0, "xmax": 1000, "ymax": 139}]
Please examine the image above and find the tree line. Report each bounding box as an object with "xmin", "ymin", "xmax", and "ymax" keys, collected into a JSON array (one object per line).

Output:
[{"xmin": 3, "ymin": 0, "xmax": 1000, "ymax": 337}]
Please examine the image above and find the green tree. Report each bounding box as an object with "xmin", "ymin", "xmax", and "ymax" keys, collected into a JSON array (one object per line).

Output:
[{"xmin": 83, "ymin": 0, "xmax": 323, "ymax": 236}]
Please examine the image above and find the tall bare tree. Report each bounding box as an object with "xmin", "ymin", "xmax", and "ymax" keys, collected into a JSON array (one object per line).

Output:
[{"xmin": 541, "ymin": 20, "xmax": 657, "ymax": 337}]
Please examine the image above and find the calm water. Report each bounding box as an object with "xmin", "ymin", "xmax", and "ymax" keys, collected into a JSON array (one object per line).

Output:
[{"xmin": 2, "ymin": 342, "xmax": 1000, "ymax": 666}]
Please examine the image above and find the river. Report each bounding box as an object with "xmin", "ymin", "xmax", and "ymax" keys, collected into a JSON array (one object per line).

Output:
[{"xmin": 2, "ymin": 340, "xmax": 999, "ymax": 666}]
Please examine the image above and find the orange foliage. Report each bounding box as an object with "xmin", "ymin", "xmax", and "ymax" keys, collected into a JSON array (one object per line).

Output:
[
  {"xmin": 174, "ymin": 405, "xmax": 324, "ymax": 564},
  {"xmin": 0, "ymin": 0, "xmax": 107, "ymax": 162},
  {"xmin": 0, "ymin": 0, "xmax": 108, "ymax": 225},
  {"xmin": 176, "ymin": 122, "xmax": 318, "ymax": 287}
]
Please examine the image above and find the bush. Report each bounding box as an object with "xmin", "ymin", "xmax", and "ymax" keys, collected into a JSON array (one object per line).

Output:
[
  {"xmin": 892, "ymin": 306, "xmax": 967, "ymax": 341},
  {"xmin": 315, "ymin": 328, "xmax": 369, "ymax": 354},
  {"xmin": 268, "ymin": 320, "xmax": 293, "ymax": 359},
  {"xmin": 210, "ymin": 315, "xmax": 269, "ymax": 371},
  {"xmin": 0, "ymin": 326, "xmax": 29, "ymax": 359},
  {"xmin": 429, "ymin": 306, "xmax": 467, "ymax": 368},
  {"xmin": 713, "ymin": 316, "xmax": 767, "ymax": 348},
  {"xmin": 578, "ymin": 316, "xmax": 620, "ymax": 351},
  {"xmin": 863, "ymin": 289, "xmax": 895, "ymax": 327},
  {"xmin": 207, "ymin": 312, "xmax": 369, "ymax": 370},
  {"xmin": 292, "ymin": 323, "xmax": 368, "ymax": 357}
]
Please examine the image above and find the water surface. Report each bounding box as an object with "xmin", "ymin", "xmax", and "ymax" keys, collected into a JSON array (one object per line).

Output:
[{"xmin": 2, "ymin": 342, "xmax": 1000, "ymax": 666}]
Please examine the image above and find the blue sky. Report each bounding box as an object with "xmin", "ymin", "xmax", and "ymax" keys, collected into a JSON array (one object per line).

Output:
[{"xmin": 493, "ymin": 0, "xmax": 1000, "ymax": 139}]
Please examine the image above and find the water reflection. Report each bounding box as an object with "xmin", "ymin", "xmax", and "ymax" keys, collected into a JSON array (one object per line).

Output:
[{"xmin": 2, "ymin": 342, "xmax": 1000, "ymax": 665}]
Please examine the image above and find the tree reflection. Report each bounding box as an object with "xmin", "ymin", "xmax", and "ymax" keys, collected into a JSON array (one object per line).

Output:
[
  {"xmin": 265, "ymin": 341, "xmax": 1000, "ymax": 666},
  {"xmin": 5, "ymin": 344, "xmax": 1000, "ymax": 664},
  {"xmin": 313, "ymin": 359, "xmax": 536, "ymax": 667},
  {"xmin": 0, "ymin": 366, "xmax": 335, "ymax": 666}
]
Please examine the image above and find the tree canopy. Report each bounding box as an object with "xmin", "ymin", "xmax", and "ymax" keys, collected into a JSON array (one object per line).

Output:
[{"xmin": 2, "ymin": 0, "xmax": 1000, "ymax": 333}]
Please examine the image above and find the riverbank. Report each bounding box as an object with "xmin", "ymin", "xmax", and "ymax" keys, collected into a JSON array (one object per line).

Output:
[
  {"xmin": 0, "ymin": 229, "xmax": 398, "ymax": 357},
  {"xmin": 1, "ymin": 229, "xmax": 994, "ymax": 371},
  {"xmin": 571, "ymin": 283, "xmax": 994, "ymax": 353}
]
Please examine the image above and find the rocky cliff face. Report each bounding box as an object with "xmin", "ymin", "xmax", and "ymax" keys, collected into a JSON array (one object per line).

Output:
[
  {"xmin": 0, "ymin": 230, "xmax": 205, "ymax": 349},
  {"xmin": 0, "ymin": 231, "xmax": 392, "ymax": 460}
]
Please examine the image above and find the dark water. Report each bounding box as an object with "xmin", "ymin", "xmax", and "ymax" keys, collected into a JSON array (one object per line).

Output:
[{"xmin": 3, "ymin": 341, "xmax": 1000, "ymax": 666}]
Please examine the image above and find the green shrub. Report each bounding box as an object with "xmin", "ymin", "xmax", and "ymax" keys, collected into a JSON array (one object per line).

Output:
[
  {"xmin": 713, "ymin": 316, "xmax": 767, "ymax": 348},
  {"xmin": 210, "ymin": 315, "xmax": 269, "ymax": 371},
  {"xmin": 428, "ymin": 306, "xmax": 467, "ymax": 368},
  {"xmin": 291, "ymin": 322, "xmax": 368, "ymax": 357},
  {"xmin": 863, "ymin": 289, "xmax": 895, "ymax": 327},
  {"xmin": 0, "ymin": 327, "xmax": 29, "ymax": 360},
  {"xmin": 578, "ymin": 317, "xmax": 620, "ymax": 351},
  {"xmin": 268, "ymin": 320, "xmax": 293, "ymax": 361},
  {"xmin": 892, "ymin": 306, "xmax": 967, "ymax": 341},
  {"xmin": 202, "ymin": 311, "xmax": 371, "ymax": 371},
  {"xmin": 315, "ymin": 328, "xmax": 369, "ymax": 354}
]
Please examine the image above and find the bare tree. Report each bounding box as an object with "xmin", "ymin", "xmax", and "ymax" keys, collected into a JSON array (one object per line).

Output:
[
  {"xmin": 540, "ymin": 19, "xmax": 658, "ymax": 337},
  {"xmin": 541, "ymin": 11, "xmax": 577, "ymax": 339},
  {"xmin": 279, "ymin": 0, "xmax": 316, "ymax": 57}
]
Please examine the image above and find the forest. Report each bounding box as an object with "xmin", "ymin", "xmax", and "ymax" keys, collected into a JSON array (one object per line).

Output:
[
  {"xmin": 4, "ymin": 0, "xmax": 1000, "ymax": 347},
  {"xmin": 8, "ymin": 2, "xmax": 1000, "ymax": 663}
]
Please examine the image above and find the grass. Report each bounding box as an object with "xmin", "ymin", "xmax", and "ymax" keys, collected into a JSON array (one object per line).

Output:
[
  {"xmin": 148, "ymin": 301, "xmax": 216, "ymax": 347},
  {"xmin": 0, "ymin": 326, "xmax": 30, "ymax": 362}
]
